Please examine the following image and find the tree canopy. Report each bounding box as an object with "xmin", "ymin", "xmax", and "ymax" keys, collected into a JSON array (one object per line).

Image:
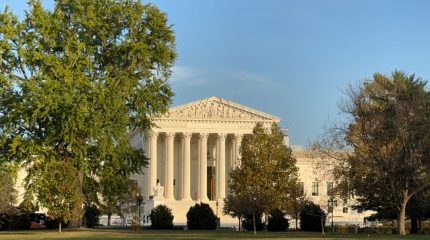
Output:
[
  {"xmin": 328, "ymin": 71, "xmax": 430, "ymax": 235},
  {"xmin": 224, "ymin": 123, "xmax": 298, "ymax": 234},
  {"xmin": 0, "ymin": 0, "xmax": 176, "ymax": 226}
]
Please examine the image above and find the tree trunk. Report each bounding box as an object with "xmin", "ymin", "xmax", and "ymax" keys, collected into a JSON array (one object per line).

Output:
[
  {"xmin": 238, "ymin": 216, "xmax": 241, "ymax": 232},
  {"xmin": 59, "ymin": 222, "xmax": 62, "ymax": 233},
  {"xmin": 108, "ymin": 213, "xmax": 112, "ymax": 227},
  {"xmin": 398, "ymin": 200, "xmax": 407, "ymax": 235},
  {"xmin": 321, "ymin": 217, "xmax": 325, "ymax": 235},
  {"xmin": 264, "ymin": 213, "xmax": 268, "ymax": 231},
  {"xmin": 252, "ymin": 211, "xmax": 256, "ymax": 235},
  {"xmin": 295, "ymin": 217, "xmax": 298, "ymax": 229}
]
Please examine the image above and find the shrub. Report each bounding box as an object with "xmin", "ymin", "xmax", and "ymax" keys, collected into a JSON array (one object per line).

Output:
[
  {"xmin": 84, "ymin": 204, "xmax": 101, "ymax": 228},
  {"xmin": 299, "ymin": 201, "xmax": 326, "ymax": 232},
  {"xmin": 242, "ymin": 212, "xmax": 264, "ymax": 231},
  {"xmin": 186, "ymin": 203, "xmax": 216, "ymax": 230},
  {"xmin": 267, "ymin": 209, "xmax": 289, "ymax": 231},
  {"xmin": 0, "ymin": 206, "xmax": 31, "ymax": 230},
  {"xmin": 150, "ymin": 205, "xmax": 174, "ymax": 229}
]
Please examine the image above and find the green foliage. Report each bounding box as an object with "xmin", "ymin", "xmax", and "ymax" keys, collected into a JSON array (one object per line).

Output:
[
  {"xmin": 31, "ymin": 159, "xmax": 83, "ymax": 224},
  {"xmin": 267, "ymin": 209, "xmax": 289, "ymax": 231},
  {"xmin": 84, "ymin": 204, "xmax": 101, "ymax": 228},
  {"xmin": 149, "ymin": 205, "xmax": 174, "ymax": 229},
  {"xmin": 186, "ymin": 203, "xmax": 217, "ymax": 230},
  {"xmin": 99, "ymin": 173, "xmax": 130, "ymax": 222},
  {"xmin": 328, "ymin": 71, "xmax": 430, "ymax": 235},
  {"xmin": 0, "ymin": 164, "xmax": 17, "ymax": 214},
  {"xmin": 299, "ymin": 201, "xmax": 326, "ymax": 232},
  {"xmin": 0, "ymin": 0, "xmax": 176, "ymax": 225},
  {"xmin": 242, "ymin": 212, "xmax": 264, "ymax": 231},
  {"xmin": 285, "ymin": 182, "xmax": 307, "ymax": 229},
  {"xmin": 226, "ymin": 123, "xmax": 298, "ymax": 219}
]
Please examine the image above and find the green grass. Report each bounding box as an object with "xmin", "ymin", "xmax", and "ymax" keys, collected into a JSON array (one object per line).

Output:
[{"xmin": 0, "ymin": 229, "xmax": 429, "ymax": 240}]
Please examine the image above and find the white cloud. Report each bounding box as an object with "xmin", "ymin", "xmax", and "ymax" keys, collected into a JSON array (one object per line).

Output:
[
  {"xmin": 228, "ymin": 69, "xmax": 270, "ymax": 83},
  {"xmin": 170, "ymin": 66, "xmax": 209, "ymax": 86}
]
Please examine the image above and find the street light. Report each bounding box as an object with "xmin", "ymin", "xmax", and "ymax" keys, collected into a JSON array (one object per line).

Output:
[
  {"xmin": 327, "ymin": 196, "xmax": 337, "ymax": 234},
  {"xmin": 216, "ymin": 199, "xmax": 220, "ymax": 230},
  {"xmin": 136, "ymin": 193, "xmax": 143, "ymax": 227}
]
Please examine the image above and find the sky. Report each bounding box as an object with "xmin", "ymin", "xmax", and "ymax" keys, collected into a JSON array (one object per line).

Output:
[{"xmin": 3, "ymin": 0, "xmax": 430, "ymax": 146}]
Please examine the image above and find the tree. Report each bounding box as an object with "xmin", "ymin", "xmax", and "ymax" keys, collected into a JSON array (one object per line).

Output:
[
  {"xmin": 0, "ymin": 0, "xmax": 176, "ymax": 230},
  {"xmin": 99, "ymin": 173, "xmax": 130, "ymax": 227},
  {"xmin": 31, "ymin": 159, "xmax": 83, "ymax": 232},
  {"xmin": 406, "ymin": 191, "xmax": 430, "ymax": 234},
  {"xmin": 223, "ymin": 193, "xmax": 248, "ymax": 232},
  {"xmin": 325, "ymin": 71, "xmax": 430, "ymax": 235},
  {"xmin": 285, "ymin": 183, "xmax": 307, "ymax": 229},
  {"xmin": 225, "ymin": 123, "xmax": 298, "ymax": 234}
]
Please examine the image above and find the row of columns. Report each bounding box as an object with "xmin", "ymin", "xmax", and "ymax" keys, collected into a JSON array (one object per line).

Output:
[{"xmin": 147, "ymin": 132, "xmax": 242, "ymax": 201}]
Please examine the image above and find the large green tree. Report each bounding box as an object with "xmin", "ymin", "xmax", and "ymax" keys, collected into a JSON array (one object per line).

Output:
[
  {"xmin": 328, "ymin": 71, "xmax": 430, "ymax": 235},
  {"xmin": 224, "ymin": 123, "xmax": 298, "ymax": 234},
  {"xmin": 0, "ymin": 0, "xmax": 176, "ymax": 228}
]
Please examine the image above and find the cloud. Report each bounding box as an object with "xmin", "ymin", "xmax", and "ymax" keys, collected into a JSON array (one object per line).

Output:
[
  {"xmin": 228, "ymin": 69, "xmax": 270, "ymax": 83},
  {"xmin": 170, "ymin": 66, "xmax": 209, "ymax": 86}
]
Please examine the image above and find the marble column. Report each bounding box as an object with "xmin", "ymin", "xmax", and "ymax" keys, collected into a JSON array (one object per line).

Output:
[
  {"xmin": 233, "ymin": 134, "xmax": 243, "ymax": 169},
  {"xmin": 181, "ymin": 132, "xmax": 192, "ymax": 200},
  {"xmin": 198, "ymin": 133, "xmax": 209, "ymax": 201},
  {"xmin": 149, "ymin": 132, "xmax": 158, "ymax": 196},
  {"xmin": 217, "ymin": 133, "xmax": 227, "ymax": 199},
  {"xmin": 165, "ymin": 132, "xmax": 175, "ymax": 200}
]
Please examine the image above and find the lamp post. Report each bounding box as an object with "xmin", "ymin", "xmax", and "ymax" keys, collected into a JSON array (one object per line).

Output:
[
  {"xmin": 327, "ymin": 196, "xmax": 337, "ymax": 234},
  {"xmin": 136, "ymin": 193, "xmax": 143, "ymax": 227},
  {"xmin": 216, "ymin": 199, "xmax": 220, "ymax": 230}
]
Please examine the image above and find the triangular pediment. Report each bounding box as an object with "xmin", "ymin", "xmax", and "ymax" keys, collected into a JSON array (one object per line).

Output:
[{"xmin": 161, "ymin": 96, "xmax": 280, "ymax": 122}]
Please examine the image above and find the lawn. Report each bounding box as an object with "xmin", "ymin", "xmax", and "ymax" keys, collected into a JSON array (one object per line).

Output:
[{"xmin": 0, "ymin": 229, "xmax": 429, "ymax": 240}]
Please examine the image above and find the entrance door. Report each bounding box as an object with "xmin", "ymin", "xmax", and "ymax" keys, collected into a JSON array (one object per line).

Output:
[{"xmin": 207, "ymin": 167, "xmax": 216, "ymax": 200}]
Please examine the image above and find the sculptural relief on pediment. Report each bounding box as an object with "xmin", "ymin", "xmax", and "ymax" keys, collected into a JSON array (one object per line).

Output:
[{"xmin": 167, "ymin": 101, "xmax": 269, "ymax": 120}]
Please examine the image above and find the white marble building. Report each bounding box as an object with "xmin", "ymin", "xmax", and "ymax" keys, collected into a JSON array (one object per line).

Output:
[
  {"xmin": 129, "ymin": 96, "xmax": 280, "ymax": 225},
  {"xmin": 129, "ymin": 96, "xmax": 372, "ymax": 227}
]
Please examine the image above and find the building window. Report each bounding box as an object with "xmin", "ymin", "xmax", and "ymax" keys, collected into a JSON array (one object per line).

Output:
[
  {"xmin": 312, "ymin": 182, "xmax": 319, "ymax": 196},
  {"xmin": 297, "ymin": 182, "xmax": 304, "ymax": 195},
  {"xmin": 327, "ymin": 182, "xmax": 333, "ymax": 195},
  {"xmin": 357, "ymin": 208, "xmax": 363, "ymax": 213},
  {"xmin": 343, "ymin": 207, "xmax": 348, "ymax": 213}
]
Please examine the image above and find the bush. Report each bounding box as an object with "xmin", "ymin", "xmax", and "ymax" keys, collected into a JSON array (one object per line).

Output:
[
  {"xmin": 267, "ymin": 209, "xmax": 289, "ymax": 231},
  {"xmin": 150, "ymin": 205, "xmax": 174, "ymax": 229},
  {"xmin": 0, "ymin": 206, "xmax": 31, "ymax": 230},
  {"xmin": 299, "ymin": 201, "xmax": 326, "ymax": 232},
  {"xmin": 242, "ymin": 212, "xmax": 264, "ymax": 231},
  {"xmin": 84, "ymin": 204, "xmax": 101, "ymax": 228},
  {"xmin": 186, "ymin": 203, "xmax": 216, "ymax": 230}
]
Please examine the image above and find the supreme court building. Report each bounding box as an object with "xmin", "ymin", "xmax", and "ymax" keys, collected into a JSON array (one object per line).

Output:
[
  {"xmin": 128, "ymin": 96, "xmax": 371, "ymax": 227},
  {"xmin": 129, "ymin": 96, "xmax": 281, "ymax": 225}
]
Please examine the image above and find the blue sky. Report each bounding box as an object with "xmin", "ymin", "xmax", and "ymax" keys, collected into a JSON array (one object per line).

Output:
[{"xmin": 3, "ymin": 0, "xmax": 430, "ymax": 146}]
